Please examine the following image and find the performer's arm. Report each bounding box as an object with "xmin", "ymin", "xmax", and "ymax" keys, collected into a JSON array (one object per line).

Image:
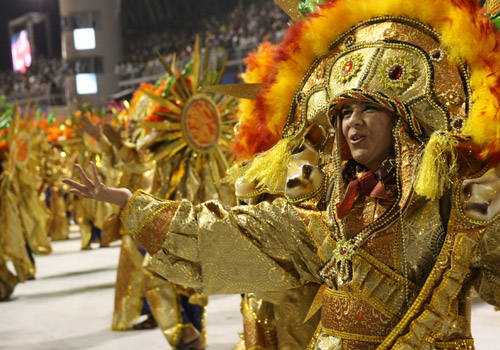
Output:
[
  {"xmin": 63, "ymin": 162, "xmax": 322, "ymax": 295},
  {"xmin": 120, "ymin": 190, "xmax": 322, "ymax": 295}
]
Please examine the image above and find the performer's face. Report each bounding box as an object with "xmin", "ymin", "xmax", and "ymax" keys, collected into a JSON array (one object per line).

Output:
[{"xmin": 341, "ymin": 101, "xmax": 395, "ymax": 170}]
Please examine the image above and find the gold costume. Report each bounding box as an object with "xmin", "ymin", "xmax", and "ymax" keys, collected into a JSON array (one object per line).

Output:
[
  {"xmin": 70, "ymin": 113, "xmax": 116, "ymax": 249},
  {"xmin": 234, "ymin": 41, "xmax": 322, "ymax": 350},
  {"xmin": 76, "ymin": 155, "xmax": 114, "ymax": 250},
  {"xmin": 1, "ymin": 104, "xmax": 52, "ymax": 299},
  {"xmin": 110, "ymin": 141, "xmax": 155, "ymax": 330},
  {"xmin": 125, "ymin": 42, "xmax": 240, "ymax": 348},
  {"xmin": 42, "ymin": 145, "xmax": 71, "ymax": 242},
  {"xmin": 118, "ymin": 1, "xmax": 500, "ymax": 349},
  {"xmin": 120, "ymin": 151, "xmax": 497, "ymax": 350},
  {"xmin": 240, "ymin": 284, "xmax": 321, "ymax": 350}
]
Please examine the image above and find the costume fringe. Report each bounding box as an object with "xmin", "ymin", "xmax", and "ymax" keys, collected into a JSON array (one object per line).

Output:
[
  {"xmin": 414, "ymin": 132, "xmax": 459, "ymax": 200},
  {"xmin": 225, "ymin": 137, "xmax": 300, "ymax": 192}
]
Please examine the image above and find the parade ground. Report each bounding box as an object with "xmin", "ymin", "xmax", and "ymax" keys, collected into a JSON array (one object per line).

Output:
[{"xmin": 1, "ymin": 226, "xmax": 241, "ymax": 350}]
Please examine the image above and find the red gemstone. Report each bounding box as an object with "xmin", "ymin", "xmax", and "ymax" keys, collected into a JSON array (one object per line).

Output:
[
  {"xmin": 340, "ymin": 247, "xmax": 348, "ymax": 255},
  {"xmin": 453, "ymin": 119, "xmax": 464, "ymax": 129},
  {"xmin": 432, "ymin": 50, "xmax": 442, "ymax": 60},
  {"xmin": 388, "ymin": 65, "xmax": 403, "ymax": 80},
  {"xmin": 297, "ymin": 92, "xmax": 304, "ymax": 103},
  {"xmin": 342, "ymin": 61, "xmax": 353, "ymax": 75}
]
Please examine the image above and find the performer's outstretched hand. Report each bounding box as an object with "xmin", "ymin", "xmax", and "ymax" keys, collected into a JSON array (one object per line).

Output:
[{"xmin": 62, "ymin": 161, "xmax": 132, "ymax": 208}]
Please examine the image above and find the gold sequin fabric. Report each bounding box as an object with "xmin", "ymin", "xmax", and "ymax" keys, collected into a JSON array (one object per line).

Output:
[
  {"xmin": 123, "ymin": 194, "xmax": 323, "ymax": 294},
  {"xmin": 47, "ymin": 185, "xmax": 70, "ymax": 241},
  {"xmin": 241, "ymin": 294, "xmax": 278, "ymax": 350},
  {"xmin": 246, "ymin": 283, "xmax": 322, "ymax": 350},
  {"xmin": 471, "ymin": 220, "xmax": 500, "ymax": 308},
  {"xmin": 121, "ymin": 190, "xmax": 179, "ymax": 255},
  {"xmin": 0, "ymin": 255, "xmax": 18, "ymax": 299},
  {"xmin": 143, "ymin": 254, "xmax": 207, "ymax": 347},
  {"xmin": 169, "ymin": 198, "xmax": 321, "ymax": 294},
  {"xmin": 111, "ymin": 235, "xmax": 145, "ymax": 330}
]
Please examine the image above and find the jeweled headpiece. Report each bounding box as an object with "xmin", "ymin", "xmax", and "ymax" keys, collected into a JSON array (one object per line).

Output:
[
  {"xmin": 282, "ymin": 17, "xmax": 470, "ymax": 143},
  {"xmin": 222, "ymin": 0, "xmax": 500, "ymax": 200}
]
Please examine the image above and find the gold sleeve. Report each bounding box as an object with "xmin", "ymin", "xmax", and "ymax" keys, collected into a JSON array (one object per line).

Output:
[
  {"xmin": 472, "ymin": 222, "xmax": 500, "ymax": 307},
  {"xmin": 121, "ymin": 190, "xmax": 322, "ymax": 295},
  {"xmin": 120, "ymin": 190, "xmax": 180, "ymax": 255}
]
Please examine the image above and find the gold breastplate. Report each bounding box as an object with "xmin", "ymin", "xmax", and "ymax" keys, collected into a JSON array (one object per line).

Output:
[{"xmin": 314, "ymin": 193, "xmax": 446, "ymax": 349}]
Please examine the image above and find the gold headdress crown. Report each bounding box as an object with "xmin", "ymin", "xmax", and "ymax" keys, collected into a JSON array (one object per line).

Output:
[{"xmin": 282, "ymin": 17, "xmax": 469, "ymax": 142}]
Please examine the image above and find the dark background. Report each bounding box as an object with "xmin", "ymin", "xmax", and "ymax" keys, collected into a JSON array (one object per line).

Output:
[
  {"xmin": 0, "ymin": 0, "xmax": 488, "ymax": 71},
  {"xmin": 0, "ymin": 0, "xmax": 61, "ymax": 71},
  {"xmin": 0, "ymin": 0, "xmax": 247, "ymax": 71}
]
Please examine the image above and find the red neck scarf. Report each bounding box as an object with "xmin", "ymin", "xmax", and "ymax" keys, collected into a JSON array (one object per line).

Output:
[{"xmin": 336, "ymin": 157, "xmax": 396, "ymax": 220}]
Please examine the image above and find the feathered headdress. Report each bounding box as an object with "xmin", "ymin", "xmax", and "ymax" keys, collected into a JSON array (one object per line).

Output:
[{"xmin": 219, "ymin": 0, "xmax": 500, "ymax": 200}]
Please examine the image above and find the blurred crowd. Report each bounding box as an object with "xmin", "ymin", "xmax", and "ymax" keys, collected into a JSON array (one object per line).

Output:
[
  {"xmin": 0, "ymin": 57, "xmax": 65, "ymax": 98},
  {"xmin": 115, "ymin": 0, "xmax": 287, "ymax": 79},
  {"xmin": 0, "ymin": 0, "xmax": 288, "ymax": 98}
]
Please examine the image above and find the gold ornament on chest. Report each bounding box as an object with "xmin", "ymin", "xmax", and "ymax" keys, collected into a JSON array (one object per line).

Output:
[{"xmin": 320, "ymin": 238, "xmax": 360, "ymax": 286}]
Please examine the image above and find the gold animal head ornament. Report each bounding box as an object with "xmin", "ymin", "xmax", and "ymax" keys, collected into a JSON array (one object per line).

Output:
[{"xmin": 460, "ymin": 165, "xmax": 500, "ymax": 222}]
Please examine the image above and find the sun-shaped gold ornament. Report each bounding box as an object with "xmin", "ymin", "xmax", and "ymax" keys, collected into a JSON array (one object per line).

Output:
[
  {"xmin": 136, "ymin": 36, "xmax": 239, "ymax": 202},
  {"xmin": 334, "ymin": 53, "xmax": 364, "ymax": 84},
  {"xmin": 378, "ymin": 55, "xmax": 419, "ymax": 92},
  {"xmin": 181, "ymin": 94, "xmax": 221, "ymax": 153},
  {"xmin": 5, "ymin": 105, "xmax": 37, "ymax": 181}
]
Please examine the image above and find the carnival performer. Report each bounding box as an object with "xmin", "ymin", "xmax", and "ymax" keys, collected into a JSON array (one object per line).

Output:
[
  {"xmin": 69, "ymin": 101, "xmax": 160, "ymax": 331},
  {"xmin": 71, "ymin": 108, "xmax": 115, "ymax": 249},
  {"xmin": 64, "ymin": 0, "xmax": 500, "ymax": 349},
  {"xmin": 128, "ymin": 45, "xmax": 239, "ymax": 350},
  {"xmin": 76, "ymin": 42, "xmax": 237, "ymax": 349},
  {"xmin": 40, "ymin": 114, "xmax": 74, "ymax": 242},
  {"xmin": 1, "ymin": 101, "xmax": 52, "ymax": 300}
]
